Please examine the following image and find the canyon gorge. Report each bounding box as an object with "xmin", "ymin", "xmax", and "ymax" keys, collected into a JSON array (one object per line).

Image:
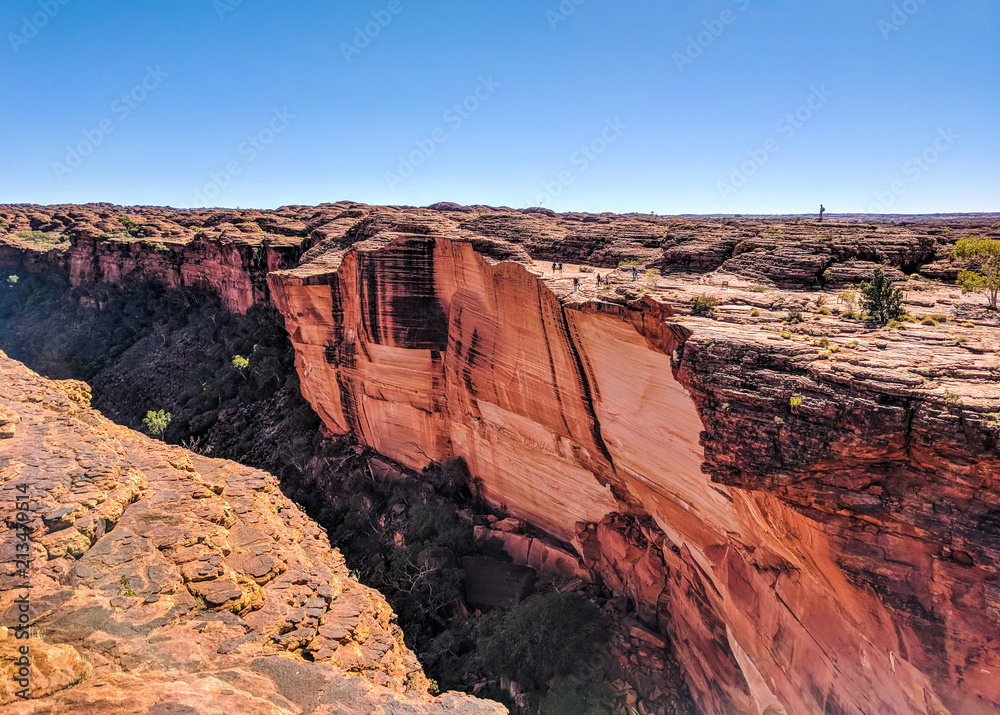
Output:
[{"xmin": 2, "ymin": 202, "xmax": 999, "ymax": 714}]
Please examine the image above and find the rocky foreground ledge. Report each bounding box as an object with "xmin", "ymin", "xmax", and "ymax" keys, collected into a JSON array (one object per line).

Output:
[{"xmin": 0, "ymin": 352, "xmax": 504, "ymax": 714}]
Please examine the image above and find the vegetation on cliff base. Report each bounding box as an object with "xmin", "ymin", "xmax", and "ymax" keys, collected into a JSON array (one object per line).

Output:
[{"xmin": 477, "ymin": 592, "xmax": 608, "ymax": 689}]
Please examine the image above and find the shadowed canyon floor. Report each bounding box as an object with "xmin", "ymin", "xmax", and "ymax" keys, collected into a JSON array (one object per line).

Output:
[{"xmin": 2, "ymin": 203, "xmax": 1000, "ymax": 714}]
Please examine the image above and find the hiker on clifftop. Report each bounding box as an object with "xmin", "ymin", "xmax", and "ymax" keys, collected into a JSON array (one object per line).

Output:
[
  {"xmin": 596, "ymin": 273, "xmax": 603, "ymax": 286},
  {"xmin": 631, "ymin": 266, "xmax": 638, "ymax": 280},
  {"xmin": 551, "ymin": 262, "xmax": 557, "ymax": 272},
  {"xmin": 819, "ymin": 204, "xmax": 826, "ymax": 222},
  {"xmin": 573, "ymin": 276, "xmax": 580, "ymax": 290}
]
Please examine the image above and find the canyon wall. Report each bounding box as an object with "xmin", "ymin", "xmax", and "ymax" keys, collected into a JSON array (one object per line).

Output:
[
  {"xmin": 270, "ymin": 233, "xmax": 1000, "ymax": 715},
  {"xmin": 4, "ymin": 205, "xmax": 1000, "ymax": 714}
]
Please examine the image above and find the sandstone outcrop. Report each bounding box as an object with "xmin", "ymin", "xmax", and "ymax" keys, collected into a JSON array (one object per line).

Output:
[
  {"xmin": 0, "ymin": 351, "xmax": 504, "ymax": 714},
  {"xmin": 4, "ymin": 203, "xmax": 1000, "ymax": 714}
]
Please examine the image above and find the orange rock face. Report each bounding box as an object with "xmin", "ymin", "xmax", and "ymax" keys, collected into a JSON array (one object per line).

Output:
[{"xmin": 270, "ymin": 228, "xmax": 1000, "ymax": 715}]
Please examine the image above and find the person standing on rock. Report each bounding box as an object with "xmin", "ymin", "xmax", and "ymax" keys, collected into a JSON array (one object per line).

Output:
[
  {"xmin": 552, "ymin": 262, "xmax": 557, "ymax": 272},
  {"xmin": 596, "ymin": 273, "xmax": 603, "ymax": 286},
  {"xmin": 632, "ymin": 266, "xmax": 638, "ymax": 280},
  {"xmin": 573, "ymin": 276, "xmax": 580, "ymax": 290},
  {"xmin": 819, "ymin": 205, "xmax": 826, "ymax": 222}
]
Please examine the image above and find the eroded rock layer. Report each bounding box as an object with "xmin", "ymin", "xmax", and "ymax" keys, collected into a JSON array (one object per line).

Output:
[
  {"xmin": 267, "ymin": 230, "xmax": 1000, "ymax": 715},
  {"xmin": 3, "ymin": 203, "xmax": 1000, "ymax": 714},
  {"xmin": 0, "ymin": 352, "xmax": 504, "ymax": 714}
]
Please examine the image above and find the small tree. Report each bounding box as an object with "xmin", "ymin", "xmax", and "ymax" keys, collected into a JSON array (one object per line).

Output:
[
  {"xmin": 861, "ymin": 267, "xmax": 903, "ymax": 324},
  {"xmin": 955, "ymin": 236, "xmax": 1000, "ymax": 310},
  {"xmin": 143, "ymin": 409, "xmax": 171, "ymax": 439},
  {"xmin": 232, "ymin": 354, "xmax": 250, "ymax": 374},
  {"xmin": 6, "ymin": 274, "xmax": 18, "ymax": 287}
]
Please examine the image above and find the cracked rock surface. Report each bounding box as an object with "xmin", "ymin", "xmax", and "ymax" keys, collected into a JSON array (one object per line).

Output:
[{"xmin": 0, "ymin": 352, "xmax": 505, "ymax": 714}]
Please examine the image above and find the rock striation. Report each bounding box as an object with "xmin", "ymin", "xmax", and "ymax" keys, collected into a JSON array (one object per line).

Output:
[
  {"xmin": 3, "ymin": 203, "xmax": 1000, "ymax": 714},
  {"xmin": 0, "ymin": 351, "xmax": 505, "ymax": 714}
]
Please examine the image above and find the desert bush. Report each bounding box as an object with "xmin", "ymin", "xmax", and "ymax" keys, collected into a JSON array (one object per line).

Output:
[
  {"xmin": 690, "ymin": 295, "xmax": 719, "ymax": 316},
  {"xmin": 837, "ymin": 288, "xmax": 858, "ymax": 313},
  {"xmin": 118, "ymin": 216, "xmax": 146, "ymax": 238},
  {"xmin": 861, "ymin": 267, "xmax": 904, "ymax": 324},
  {"xmin": 143, "ymin": 409, "xmax": 171, "ymax": 438}
]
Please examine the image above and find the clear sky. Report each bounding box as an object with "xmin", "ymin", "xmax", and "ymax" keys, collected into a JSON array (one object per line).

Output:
[{"xmin": 1, "ymin": 0, "xmax": 997, "ymax": 214}]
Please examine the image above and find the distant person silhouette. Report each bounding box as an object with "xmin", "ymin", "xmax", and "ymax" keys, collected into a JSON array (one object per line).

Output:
[
  {"xmin": 819, "ymin": 205, "xmax": 826, "ymax": 222},
  {"xmin": 632, "ymin": 266, "xmax": 638, "ymax": 280}
]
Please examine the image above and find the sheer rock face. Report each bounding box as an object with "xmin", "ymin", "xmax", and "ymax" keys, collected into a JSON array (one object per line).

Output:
[
  {"xmin": 269, "ymin": 230, "xmax": 1000, "ymax": 715},
  {"xmin": 0, "ymin": 353, "xmax": 505, "ymax": 715},
  {"xmin": 4, "ymin": 203, "xmax": 1000, "ymax": 714}
]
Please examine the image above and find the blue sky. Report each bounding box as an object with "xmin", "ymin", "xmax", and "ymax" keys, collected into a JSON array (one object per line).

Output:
[{"xmin": 1, "ymin": 0, "xmax": 996, "ymax": 214}]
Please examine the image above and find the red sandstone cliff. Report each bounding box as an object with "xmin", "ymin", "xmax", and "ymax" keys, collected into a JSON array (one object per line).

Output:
[{"xmin": 4, "ymin": 203, "xmax": 1000, "ymax": 714}]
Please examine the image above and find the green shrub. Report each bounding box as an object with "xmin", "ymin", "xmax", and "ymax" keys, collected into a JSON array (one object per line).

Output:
[
  {"xmin": 861, "ymin": 267, "xmax": 904, "ymax": 324},
  {"xmin": 690, "ymin": 295, "xmax": 719, "ymax": 316},
  {"xmin": 143, "ymin": 409, "xmax": 172, "ymax": 438},
  {"xmin": 789, "ymin": 396, "xmax": 803, "ymax": 409},
  {"xmin": 476, "ymin": 592, "xmax": 609, "ymax": 691},
  {"xmin": 118, "ymin": 216, "xmax": 146, "ymax": 239}
]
